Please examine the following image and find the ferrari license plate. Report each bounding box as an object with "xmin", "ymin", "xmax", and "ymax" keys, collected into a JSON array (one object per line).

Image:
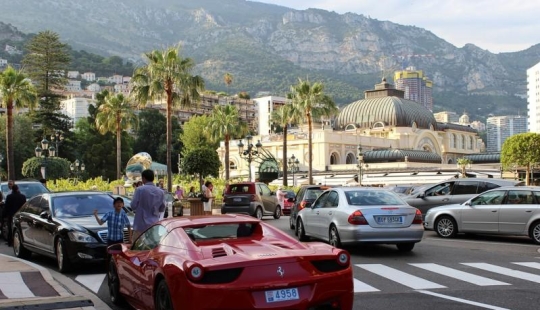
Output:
[
  {"xmin": 265, "ymin": 288, "xmax": 299, "ymax": 303},
  {"xmin": 375, "ymin": 216, "xmax": 403, "ymax": 224}
]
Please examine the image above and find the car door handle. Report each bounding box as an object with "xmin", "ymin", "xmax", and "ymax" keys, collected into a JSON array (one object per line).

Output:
[
  {"xmin": 316, "ymin": 211, "xmax": 319, "ymax": 215},
  {"xmin": 526, "ymin": 210, "xmax": 533, "ymax": 213},
  {"xmin": 442, "ymin": 199, "xmax": 450, "ymax": 202},
  {"xmin": 328, "ymin": 212, "xmax": 332, "ymax": 215},
  {"xmin": 491, "ymin": 210, "xmax": 497, "ymax": 212}
]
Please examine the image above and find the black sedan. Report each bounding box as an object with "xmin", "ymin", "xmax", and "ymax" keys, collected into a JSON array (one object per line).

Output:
[{"xmin": 12, "ymin": 191, "xmax": 133, "ymax": 273}]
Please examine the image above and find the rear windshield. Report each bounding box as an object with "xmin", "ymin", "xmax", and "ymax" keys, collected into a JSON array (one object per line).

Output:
[
  {"xmin": 2, "ymin": 183, "xmax": 49, "ymax": 199},
  {"xmin": 304, "ymin": 189, "xmax": 324, "ymax": 200},
  {"xmin": 345, "ymin": 190, "xmax": 405, "ymax": 206},
  {"xmin": 227, "ymin": 184, "xmax": 253, "ymax": 194},
  {"xmin": 184, "ymin": 223, "xmax": 258, "ymax": 240}
]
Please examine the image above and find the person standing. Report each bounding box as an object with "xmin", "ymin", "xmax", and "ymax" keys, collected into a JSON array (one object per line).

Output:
[
  {"xmin": 187, "ymin": 186, "xmax": 197, "ymax": 198},
  {"xmin": 175, "ymin": 185, "xmax": 184, "ymax": 200},
  {"xmin": 203, "ymin": 181, "xmax": 214, "ymax": 215},
  {"xmin": 276, "ymin": 186, "xmax": 287, "ymax": 216},
  {"xmin": 3, "ymin": 185, "xmax": 26, "ymax": 246},
  {"xmin": 93, "ymin": 197, "xmax": 132, "ymax": 245},
  {"xmin": 130, "ymin": 170, "xmax": 165, "ymax": 241},
  {"xmin": 6, "ymin": 180, "xmax": 14, "ymax": 195}
]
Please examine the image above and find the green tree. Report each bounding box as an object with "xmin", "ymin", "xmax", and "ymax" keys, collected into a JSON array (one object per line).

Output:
[
  {"xmin": 0, "ymin": 66, "xmax": 37, "ymax": 180},
  {"xmin": 209, "ymin": 104, "xmax": 247, "ymax": 181},
  {"xmin": 289, "ymin": 78, "xmax": 338, "ymax": 184},
  {"xmin": 95, "ymin": 92, "xmax": 137, "ymax": 179},
  {"xmin": 224, "ymin": 72, "xmax": 233, "ymax": 95},
  {"xmin": 22, "ymin": 30, "xmax": 70, "ymax": 97},
  {"xmin": 0, "ymin": 115, "xmax": 37, "ymax": 179},
  {"xmin": 131, "ymin": 46, "xmax": 205, "ymax": 192},
  {"xmin": 182, "ymin": 148, "xmax": 220, "ymax": 190},
  {"xmin": 501, "ymin": 133, "xmax": 540, "ymax": 185},
  {"xmin": 456, "ymin": 158, "xmax": 473, "ymax": 178},
  {"xmin": 271, "ymin": 104, "xmax": 301, "ymax": 186},
  {"xmin": 181, "ymin": 115, "xmax": 218, "ymax": 154},
  {"xmin": 22, "ymin": 157, "xmax": 70, "ymax": 180}
]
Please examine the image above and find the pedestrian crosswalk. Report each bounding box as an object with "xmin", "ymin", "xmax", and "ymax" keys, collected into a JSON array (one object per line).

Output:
[{"xmin": 71, "ymin": 261, "xmax": 540, "ymax": 296}]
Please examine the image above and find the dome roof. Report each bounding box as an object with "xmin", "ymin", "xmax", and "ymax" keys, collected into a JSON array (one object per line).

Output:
[{"xmin": 335, "ymin": 96, "xmax": 438, "ymax": 130}]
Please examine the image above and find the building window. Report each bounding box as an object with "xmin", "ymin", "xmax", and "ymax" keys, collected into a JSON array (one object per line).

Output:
[
  {"xmin": 330, "ymin": 152, "xmax": 340, "ymax": 165},
  {"xmin": 346, "ymin": 153, "xmax": 356, "ymax": 164},
  {"xmin": 453, "ymin": 134, "xmax": 457, "ymax": 148},
  {"xmin": 230, "ymin": 161, "xmax": 237, "ymax": 170}
]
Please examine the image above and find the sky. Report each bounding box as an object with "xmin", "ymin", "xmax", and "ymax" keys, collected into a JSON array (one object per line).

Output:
[{"xmin": 254, "ymin": 0, "xmax": 539, "ymax": 53}]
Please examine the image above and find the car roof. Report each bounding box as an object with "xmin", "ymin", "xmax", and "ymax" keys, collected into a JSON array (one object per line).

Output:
[
  {"xmin": 46, "ymin": 191, "xmax": 109, "ymax": 197},
  {"xmin": 491, "ymin": 186, "xmax": 539, "ymax": 191},
  {"xmin": 160, "ymin": 214, "xmax": 260, "ymax": 230}
]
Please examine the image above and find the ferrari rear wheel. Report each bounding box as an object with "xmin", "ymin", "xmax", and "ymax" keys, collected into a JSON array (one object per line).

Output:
[
  {"xmin": 296, "ymin": 219, "xmax": 309, "ymax": 241},
  {"xmin": 155, "ymin": 279, "xmax": 173, "ymax": 310},
  {"xmin": 108, "ymin": 260, "xmax": 125, "ymax": 306},
  {"xmin": 273, "ymin": 206, "xmax": 281, "ymax": 219}
]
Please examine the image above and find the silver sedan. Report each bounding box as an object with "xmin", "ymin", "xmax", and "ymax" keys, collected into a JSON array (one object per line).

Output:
[
  {"xmin": 296, "ymin": 187, "xmax": 424, "ymax": 252},
  {"xmin": 424, "ymin": 186, "xmax": 540, "ymax": 243}
]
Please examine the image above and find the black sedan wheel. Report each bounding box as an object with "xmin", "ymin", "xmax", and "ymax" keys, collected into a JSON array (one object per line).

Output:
[
  {"xmin": 435, "ymin": 216, "xmax": 458, "ymax": 238},
  {"xmin": 56, "ymin": 237, "xmax": 72, "ymax": 273},
  {"xmin": 329, "ymin": 225, "xmax": 342, "ymax": 248},
  {"xmin": 273, "ymin": 206, "xmax": 281, "ymax": 219},
  {"xmin": 13, "ymin": 229, "xmax": 31, "ymax": 259},
  {"xmin": 296, "ymin": 219, "xmax": 309, "ymax": 241},
  {"xmin": 155, "ymin": 279, "xmax": 173, "ymax": 310},
  {"xmin": 108, "ymin": 260, "xmax": 125, "ymax": 306}
]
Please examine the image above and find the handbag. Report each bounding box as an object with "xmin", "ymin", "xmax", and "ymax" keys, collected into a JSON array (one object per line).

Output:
[{"xmin": 200, "ymin": 193, "xmax": 209, "ymax": 202}]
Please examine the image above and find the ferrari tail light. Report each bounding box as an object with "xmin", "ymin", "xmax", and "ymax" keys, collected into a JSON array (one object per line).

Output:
[
  {"xmin": 348, "ymin": 210, "xmax": 368, "ymax": 225},
  {"xmin": 184, "ymin": 262, "xmax": 205, "ymax": 282},
  {"xmin": 412, "ymin": 209, "xmax": 423, "ymax": 224},
  {"xmin": 336, "ymin": 251, "xmax": 350, "ymax": 267}
]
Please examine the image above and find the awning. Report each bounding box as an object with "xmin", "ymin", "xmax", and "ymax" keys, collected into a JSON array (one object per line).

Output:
[{"xmin": 355, "ymin": 172, "xmax": 458, "ymax": 186}]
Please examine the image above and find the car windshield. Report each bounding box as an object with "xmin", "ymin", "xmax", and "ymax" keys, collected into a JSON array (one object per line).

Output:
[
  {"xmin": 1, "ymin": 183, "xmax": 49, "ymax": 199},
  {"xmin": 53, "ymin": 194, "xmax": 114, "ymax": 218},
  {"xmin": 184, "ymin": 223, "xmax": 258, "ymax": 241},
  {"xmin": 345, "ymin": 190, "xmax": 405, "ymax": 206}
]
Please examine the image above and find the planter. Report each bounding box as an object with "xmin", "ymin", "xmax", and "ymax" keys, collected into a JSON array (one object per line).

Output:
[{"xmin": 188, "ymin": 198, "xmax": 204, "ymax": 216}]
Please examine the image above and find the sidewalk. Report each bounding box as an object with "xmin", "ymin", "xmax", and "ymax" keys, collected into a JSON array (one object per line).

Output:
[{"xmin": 0, "ymin": 254, "xmax": 110, "ymax": 310}]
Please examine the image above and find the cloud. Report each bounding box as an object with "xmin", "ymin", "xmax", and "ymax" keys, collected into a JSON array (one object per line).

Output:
[{"xmin": 253, "ymin": 0, "xmax": 540, "ymax": 52}]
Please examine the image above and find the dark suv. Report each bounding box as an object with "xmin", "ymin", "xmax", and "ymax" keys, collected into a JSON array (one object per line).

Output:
[
  {"xmin": 221, "ymin": 182, "xmax": 280, "ymax": 219},
  {"xmin": 289, "ymin": 185, "xmax": 333, "ymax": 230}
]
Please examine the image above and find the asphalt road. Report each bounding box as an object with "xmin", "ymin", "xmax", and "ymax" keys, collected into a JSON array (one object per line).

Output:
[{"xmin": 2, "ymin": 217, "xmax": 540, "ymax": 310}]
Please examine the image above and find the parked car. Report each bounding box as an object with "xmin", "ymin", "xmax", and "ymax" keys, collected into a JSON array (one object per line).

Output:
[
  {"xmin": 296, "ymin": 187, "xmax": 424, "ymax": 252},
  {"xmin": 289, "ymin": 185, "xmax": 333, "ymax": 230},
  {"xmin": 107, "ymin": 215, "xmax": 353, "ymax": 309},
  {"xmin": 425, "ymin": 186, "xmax": 540, "ymax": 243},
  {"xmin": 386, "ymin": 185, "xmax": 416, "ymax": 197},
  {"xmin": 282, "ymin": 190, "xmax": 296, "ymax": 215},
  {"xmin": 405, "ymin": 178, "xmax": 523, "ymax": 214},
  {"xmin": 12, "ymin": 191, "xmax": 133, "ymax": 273},
  {"xmin": 221, "ymin": 182, "xmax": 281, "ymax": 219}
]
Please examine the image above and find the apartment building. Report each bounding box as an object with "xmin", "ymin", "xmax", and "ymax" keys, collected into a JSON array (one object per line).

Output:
[
  {"xmin": 394, "ymin": 67, "xmax": 433, "ymax": 111},
  {"xmin": 527, "ymin": 61, "xmax": 540, "ymax": 133},
  {"xmin": 486, "ymin": 115, "xmax": 527, "ymax": 152}
]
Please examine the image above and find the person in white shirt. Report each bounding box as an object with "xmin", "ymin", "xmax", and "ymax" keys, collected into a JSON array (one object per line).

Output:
[{"xmin": 276, "ymin": 186, "xmax": 287, "ymax": 216}]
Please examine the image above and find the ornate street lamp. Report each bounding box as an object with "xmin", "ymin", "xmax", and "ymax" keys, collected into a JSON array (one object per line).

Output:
[
  {"xmin": 50, "ymin": 130, "xmax": 64, "ymax": 157},
  {"xmin": 287, "ymin": 154, "xmax": 300, "ymax": 186},
  {"xmin": 35, "ymin": 137, "xmax": 56, "ymax": 179},
  {"xmin": 70, "ymin": 159, "xmax": 85, "ymax": 182},
  {"xmin": 357, "ymin": 145, "xmax": 364, "ymax": 186},
  {"xmin": 237, "ymin": 135, "xmax": 262, "ymax": 182}
]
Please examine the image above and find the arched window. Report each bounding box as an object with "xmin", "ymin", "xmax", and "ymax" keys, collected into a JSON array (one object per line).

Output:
[
  {"xmin": 346, "ymin": 153, "xmax": 356, "ymax": 164},
  {"xmin": 229, "ymin": 161, "xmax": 237, "ymax": 170},
  {"xmin": 453, "ymin": 134, "xmax": 457, "ymax": 148},
  {"xmin": 330, "ymin": 152, "xmax": 340, "ymax": 165}
]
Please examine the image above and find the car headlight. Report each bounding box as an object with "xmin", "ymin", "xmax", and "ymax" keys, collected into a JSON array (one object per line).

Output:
[{"xmin": 68, "ymin": 231, "xmax": 98, "ymax": 243}]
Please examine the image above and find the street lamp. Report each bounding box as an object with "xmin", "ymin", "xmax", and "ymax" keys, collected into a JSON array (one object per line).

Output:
[
  {"xmin": 35, "ymin": 137, "xmax": 56, "ymax": 179},
  {"xmin": 50, "ymin": 130, "xmax": 64, "ymax": 157},
  {"xmin": 287, "ymin": 154, "xmax": 300, "ymax": 186},
  {"xmin": 357, "ymin": 145, "xmax": 364, "ymax": 186},
  {"xmin": 237, "ymin": 135, "xmax": 262, "ymax": 182},
  {"xmin": 70, "ymin": 159, "xmax": 85, "ymax": 181}
]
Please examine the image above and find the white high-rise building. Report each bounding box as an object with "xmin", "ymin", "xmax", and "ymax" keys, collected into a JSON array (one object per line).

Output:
[
  {"xmin": 252, "ymin": 96, "xmax": 287, "ymax": 136},
  {"xmin": 60, "ymin": 96, "xmax": 95, "ymax": 125},
  {"xmin": 486, "ymin": 115, "xmax": 527, "ymax": 152},
  {"xmin": 528, "ymin": 61, "xmax": 540, "ymax": 133}
]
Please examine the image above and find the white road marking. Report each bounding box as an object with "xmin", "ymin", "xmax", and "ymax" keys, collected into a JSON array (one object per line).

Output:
[
  {"xmin": 410, "ymin": 263, "xmax": 510, "ymax": 286},
  {"xmin": 0, "ymin": 272, "xmax": 35, "ymax": 298},
  {"xmin": 356, "ymin": 264, "xmax": 446, "ymax": 290},
  {"xmin": 75, "ymin": 274, "xmax": 106, "ymax": 293},
  {"xmin": 512, "ymin": 262, "xmax": 540, "ymax": 270},
  {"xmin": 353, "ymin": 279, "xmax": 380, "ymax": 293},
  {"xmin": 417, "ymin": 290, "xmax": 510, "ymax": 310},
  {"xmin": 463, "ymin": 263, "xmax": 540, "ymax": 283}
]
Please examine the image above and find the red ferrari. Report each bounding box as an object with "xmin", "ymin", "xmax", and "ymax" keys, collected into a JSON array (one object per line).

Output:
[{"xmin": 107, "ymin": 214, "xmax": 353, "ymax": 310}]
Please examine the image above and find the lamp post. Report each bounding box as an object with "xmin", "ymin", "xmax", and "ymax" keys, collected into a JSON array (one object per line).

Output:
[
  {"xmin": 35, "ymin": 137, "xmax": 56, "ymax": 179},
  {"xmin": 70, "ymin": 159, "xmax": 85, "ymax": 182},
  {"xmin": 50, "ymin": 130, "xmax": 64, "ymax": 157},
  {"xmin": 237, "ymin": 135, "xmax": 262, "ymax": 182},
  {"xmin": 288, "ymin": 154, "xmax": 300, "ymax": 187},
  {"xmin": 357, "ymin": 145, "xmax": 364, "ymax": 186}
]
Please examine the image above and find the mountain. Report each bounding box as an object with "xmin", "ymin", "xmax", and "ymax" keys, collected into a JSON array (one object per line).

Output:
[{"xmin": 0, "ymin": 0, "xmax": 538, "ymax": 121}]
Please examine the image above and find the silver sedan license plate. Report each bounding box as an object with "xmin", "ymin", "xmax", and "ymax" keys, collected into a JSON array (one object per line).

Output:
[
  {"xmin": 265, "ymin": 288, "xmax": 299, "ymax": 303},
  {"xmin": 376, "ymin": 216, "xmax": 403, "ymax": 224}
]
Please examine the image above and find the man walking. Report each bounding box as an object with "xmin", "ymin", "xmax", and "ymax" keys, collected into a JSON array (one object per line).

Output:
[
  {"xmin": 3, "ymin": 185, "xmax": 26, "ymax": 246},
  {"xmin": 131, "ymin": 170, "xmax": 165, "ymax": 241}
]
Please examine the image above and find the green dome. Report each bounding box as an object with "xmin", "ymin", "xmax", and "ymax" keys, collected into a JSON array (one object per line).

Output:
[{"xmin": 335, "ymin": 97, "xmax": 437, "ymax": 130}]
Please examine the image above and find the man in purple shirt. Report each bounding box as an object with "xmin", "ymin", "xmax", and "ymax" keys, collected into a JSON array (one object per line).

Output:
[{"xmin": 131, "ymin": 169, "xmax": 165, "ymax": 240}]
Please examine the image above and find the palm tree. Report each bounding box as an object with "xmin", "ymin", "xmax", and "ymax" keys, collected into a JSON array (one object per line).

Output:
[
  {"xmin": 95, "ymin": 92, "xmax": 137, "ymax": 180},
  {"xmin": 271, "ymin": 104, "xmax": 300, "ymax": 186},
  {"xmin": 209, "ymin": 104, "xmax": 247, "ymax": 181},
  {"xmin": 289, "ymin": 78, "xmax": 337, "ymax": 185},
  {"xmin": 131, "ymin": 46, "xmax": 204, "ymax": 191},
  {"xmin": 0, "ymin": 66, "xmax": 37, "ymax": 180}
]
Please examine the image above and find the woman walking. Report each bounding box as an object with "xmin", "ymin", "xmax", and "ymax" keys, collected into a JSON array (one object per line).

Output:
[{"xmin": 203, "ymin": 181, "xmax": 214, "ymax": 215}]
